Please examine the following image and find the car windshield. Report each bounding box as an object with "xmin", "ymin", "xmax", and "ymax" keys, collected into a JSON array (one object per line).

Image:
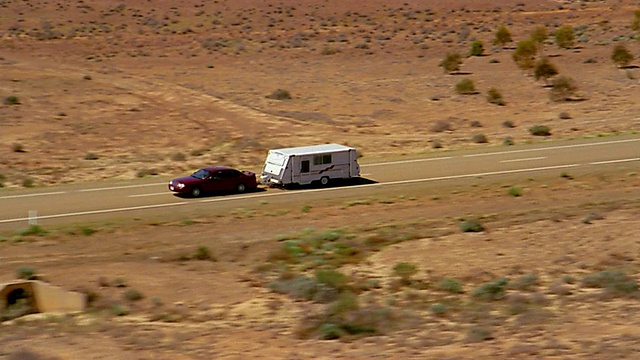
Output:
[{"xmin": 191, "ymin": 169, "xmax": 210, "ymax": 180}]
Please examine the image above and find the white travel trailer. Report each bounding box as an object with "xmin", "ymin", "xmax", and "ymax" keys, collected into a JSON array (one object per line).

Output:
[{"xmin": 260, "ymin": 144, "xmax": 360, "ymax": 186}]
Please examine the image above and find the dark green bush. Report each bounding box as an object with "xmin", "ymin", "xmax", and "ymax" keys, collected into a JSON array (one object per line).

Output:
[
  {"xmin": 17, "ymin": 224, "xmax": 46, "ymax": 236},
  {"xmin": 529, "ymin": 125, "xmax": 551, "ymax": 136},
  {"xmin": 534, "ymin": 57, "xmax": 559, "ymax": 82},
  {"xmin": 393, "ymin": 262, "xmax": 417, "ymax": 283},
  {"xmin": 315, "ymin": 269, "xmax": 349, "ymax": 290},
  {"xmin": 460, "ymin": 219, "xmax": 484, "ymax": 232},
  {"xmin": 193, "ymin": 245, "xmax": 213, "ymax": 260},
  {"xmin": 472, "ymin": 278, "xmax": 509, "ymax": 300},
  {"xmin": 530, "ymin": 26, "xmax": 548, "ymax": 43},
  {"xmin": 469, "ymin": 40, "xmax": 484, "ymax": 56},
  {"xmin": 508, "ymin": 187, "xmax": 522, "ymax": 197},
  {"xmin": 4, "ymin": 95, "xmax": 20, "ymax": 105},
  {"xmin": 472, "ymin": 134, "xmax": 488, "ymax": 144}
]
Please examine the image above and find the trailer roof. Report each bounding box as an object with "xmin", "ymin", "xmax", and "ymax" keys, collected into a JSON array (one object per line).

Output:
[{"xmin": 270, "ymin": 143, "xmax": 355, "ymax": 156}]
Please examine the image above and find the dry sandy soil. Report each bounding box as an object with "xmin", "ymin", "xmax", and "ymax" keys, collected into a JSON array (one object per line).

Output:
[{"xmin": 1, "ymin": 0, "xmax": 640, "ymax": 359}]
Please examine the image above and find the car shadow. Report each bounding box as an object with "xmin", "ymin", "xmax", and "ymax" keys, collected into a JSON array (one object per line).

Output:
[{"xmin": 172, "ymin": 186, "xmax": 267, "ymax": 199}]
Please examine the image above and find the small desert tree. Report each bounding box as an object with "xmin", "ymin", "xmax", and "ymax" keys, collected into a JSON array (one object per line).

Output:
[
  {"xmin": 530, "ymin": 26, "xmax": 548, "ymax": 44},
  {"xmin": 611, "ymin": 44, "xmax": 635, "ymax": 68},
  {"xmin": 469, "ymin": 40, "xmax": 484, "ymax": 56},
  {"xmin": 534, "ymin": 57, "xmax": 559, "ymax": 83},
  {"xmin": 632, "ymin": 10, "xmax": 640, "ymax": 31},
  {"xmin": 487, "ymin": 88, "xmax": 505, "ymax": 106},
  {"xmin": 554, "ymin": 25, "xmax": 575, "ymax": 49},
  {"xmin": 550, "ymin": 76, "xmax": 578, "ymax": 102},
  {"xmin": 494, "ymin": 25, "xmax": 512, "ymax": 47},
  {"xmin": 512, "ymin": 39, "xmax": 538, "ymax": 70},
  {"xmin": 440, "ymin": 51, "xmax": 463, "ymax": 73}
]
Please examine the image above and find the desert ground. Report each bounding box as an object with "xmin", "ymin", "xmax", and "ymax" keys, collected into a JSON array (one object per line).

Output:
[{"xmin": 1, "ymin": 0, "xmax": 640, "ymax": 359}]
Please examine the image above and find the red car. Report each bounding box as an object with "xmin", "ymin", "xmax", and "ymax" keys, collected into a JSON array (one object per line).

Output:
[{"xmin": 168, "ymin": 166, "xmax": 257, "ymax": 197}]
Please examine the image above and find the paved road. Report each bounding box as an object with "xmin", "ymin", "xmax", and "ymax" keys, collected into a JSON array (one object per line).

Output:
[{"xmin": 1, "ymin": 135, "xmax": 638, "ymax": 230}]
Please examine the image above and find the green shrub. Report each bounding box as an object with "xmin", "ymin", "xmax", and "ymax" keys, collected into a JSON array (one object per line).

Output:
[
  {"xmin": 502, "ymin": 137, "xmax": 514, "ymax": 146},
  {"xmin": 266, "ymin": 89, "xmax": 291, "ymax": 100},
  {"xmin": 16, "ymin": 266, "xmax": 37, "ymax": 280},
  {"xmin": 17, "ymin": 224, "xmax": 46, "ymax": 236},
  {"xmin": 439, "ymin": 51, "xmax": 462, "ymax": 73},
  {"xmin": 469, "ymin": 40, "xmax": 484, "ymax": 56},
  {"xmin": 328, "ymin": 291, "xmax": 359, "ymax": 316},
  {"xmin": 22, "ymin": 177, "xmax": 34, "ymax": 188},
  {"xmin": 502, "ymin": 120, "xmax": 515, "ymax": 128},
  {"xmin": 111, "ymin": 304, "xmax": 130, "ymax": 316},
  {"xmin": 472, "ymin": 278, "xmax": 509, "ymax": 300},
  {"xmin": 460, "ymin": 219, "xmax": 484, "ymax": 232},
  {"xmin": 508, "ymin": 187, "xmax": 522, "ymax": 197},
  {"xmin": 486, "ymin": 88, "xmax": 505, "ymax": 106},
  {"xmin": 529, "ymin": 125, "xmax": 551, "ymax": 136},
  {"xmin": 534, "ymin": 57, "xmax": 559, "ymax": 82},
  {"xmin": 611, "ymin": 44, "xmax": 634, "ymax": 67},
  {"xmin": 455, "ymin": 78, "xmax": 476, "ymax": 94},
  {"xmin": 80, "ymin": 226, "xmax": 97, "ymax": 236},
  {"xmin": 430, "ymin": 303, "xmax": 448, "ymax": 316},
  {"xmin": 315, "ymin": 269, "xmax": 349, "ymax": 290},
  {"xmin": 123, "ymin": 289, "xmax": 144, "ymax": 301},
  {"xmin": 321, "ymin": 46, "xmax": 339, "ymax": 55},
  {"xmin": 554, "ymin": 25, "xmax": 575, "ymax": 49},
  {"xmin": 318, "ymin": 323, "xmax": 343, "ymax": 340},
  {"xmin": 436, "ymin": 277, "xmax": 463, "ymax": 294},
  {"xmin": 512, "ymin": 273, "xmax": 538, "ymax": 290},
  {"xmin": 512, "ymin": 39, "xmax": 538, "ymax": 69},
  {"xmin": 393, "ymin": 262, "xmax": 417, "ymax": 283},
  {"xmin": 4, "ymin": 95, "xmax": 20, "ymax": 105},
  {"xmin": 493, "ymin": 25, "xmax": 512, "ymax": 47},
  {"xmin": 581, "ymin": 269, "xmax": 638, "ymax": 294}
]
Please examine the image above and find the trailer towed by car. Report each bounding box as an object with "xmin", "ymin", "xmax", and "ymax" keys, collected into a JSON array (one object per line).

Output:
[{"xmin": 260, "ymin": 144, "xmax": 360, "ymax": 187}]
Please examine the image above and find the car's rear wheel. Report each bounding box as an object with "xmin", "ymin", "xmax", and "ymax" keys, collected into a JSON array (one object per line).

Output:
[
  {"xmin": 236, "ymin": 183, "xmax": 246, "ymax": 193},
  {"xmin": 320, "ymin": 176, "xmax": 330, "ymax": 186},
  {"xmin": 190, "ymin": 187, "xmax": 202, "ymax": 197}
]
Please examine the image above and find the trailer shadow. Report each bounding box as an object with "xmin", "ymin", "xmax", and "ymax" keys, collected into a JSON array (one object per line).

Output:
[{"xmin": 281, "ymin": 177, "xmax": 378, "ymax": 190}]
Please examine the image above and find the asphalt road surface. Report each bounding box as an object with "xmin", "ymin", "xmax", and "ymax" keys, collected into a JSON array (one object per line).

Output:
[{"xmin": 1, "ymin": 135, "xmax": 638, "ymax": 230}]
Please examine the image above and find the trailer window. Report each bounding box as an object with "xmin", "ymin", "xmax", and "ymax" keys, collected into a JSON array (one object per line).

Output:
[
  {"xmin": 301, "ymin": 160, "xmax": 310, "ymax": 173},
  {"xmin": 313, "ymin": 154, "xmax": 332, "ymax": 165}
]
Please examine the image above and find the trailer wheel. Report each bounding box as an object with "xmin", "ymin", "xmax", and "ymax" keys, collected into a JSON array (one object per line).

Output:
[
  {"xmin": 320, "ymin": 176, "xmax": 330, "ymax": 186},
  {"xmin": 190, "ymin": 187, "xmax": 202, "ymax": 198},
  {"xmin": 236, "ymin": 183, "xmax": 246, "ymax": 193}
]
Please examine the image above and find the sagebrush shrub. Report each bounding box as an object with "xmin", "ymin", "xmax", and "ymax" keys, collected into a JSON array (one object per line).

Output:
[
  {"xmin": 469, "ymin": 40, "xmax": 484, "ymax": 56},
  {"xmin": 266, "ymin": 89, "xmax": 292, "ymax": 100},
  {"xmin": 440, "ymin": 51, "xmax": 462, "ymax": 73},
  {"xmin": 534, "ymin": 57, "xmax": 559, "ymax": 82},
  {"xmin": 472, "ymin": 134, "xmax": 488, "ymax": 144},
  {"xmin": 16, "ymin": 266, "xmax": 37, "ymax": 280},
  {"xmin": 530, "ymin": 26, "xmax": 548, "ymax": 43},
  {"xmin": 611, "ymin": 44, "xmax": 634, "ymax": 67},
  {"xmin": 486, "ymin": 88, "xmax": 505, "ymax": 106},
  {"xmin": 494, "ymin": 25, "xmax": 512, "ymax": 47},
  {"xmin": 472, "ymin": 278, "xmax": 509, "ymax": 300},
  {"xmin": 455, "ymin": 78, "xmax": 476, "ymax": 94},
  {"xmin": 436, "ymin": 277, "xmax": 463, "ymax": 293},
  {"xmin": 123, "ymin": 289, "xmax": 144, "ymax": 301},
  {"xmin": 4, "ymin": 95, "xmax": 20, "ymax": 105},
  {"xmin": 554, "ymin": 25, "xmax": 575, "ymax": 49},
  {"xmin": 393, "ymin": 262, "xmax": 417, "ymax": 283},
  {"xmin": 550, "ymin": 76, "xmax": 578, "ymax": 101},
  {"xmin": 512, "ymin": 39, "xmax": 538, "ymax": 69}
]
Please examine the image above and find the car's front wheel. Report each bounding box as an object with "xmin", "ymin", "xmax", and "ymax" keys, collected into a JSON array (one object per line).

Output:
[
  {"xmin": 190, "ymin": 187, "xmax": 202, "ymax": 197},
  {"xmin": 236, "ymin": 183, "xmax": 246, "ymax": 193}
]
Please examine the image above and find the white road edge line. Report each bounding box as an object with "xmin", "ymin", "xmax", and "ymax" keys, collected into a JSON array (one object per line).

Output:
[
  {"xmin": 500, "ymin": 157, "xmax": 546, "ymax": 163},
  {"xmin": 0, "ymin": 202, "xmax": 188, "ymax": 224},
  {"xmin": 589, "ymin": 158, "xmax": 640, "ymax": 165},
  {"xmin": 365, "ymin": 157, "xmax": 452, "ymax": 167},
  {"xmin": 0, "ymin": 191, "xmax": 66, "ymax": 200},
  {"xmin": 462, "ymin": 138, "xmax": 640, "ymax": 158},
  {"xmin": 80, "ymin": 182, "xmax": 167, "ymax": 192},
  {"xmin": 129, "ymin": 192, "xmax": 171, "ymax": 198}
]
